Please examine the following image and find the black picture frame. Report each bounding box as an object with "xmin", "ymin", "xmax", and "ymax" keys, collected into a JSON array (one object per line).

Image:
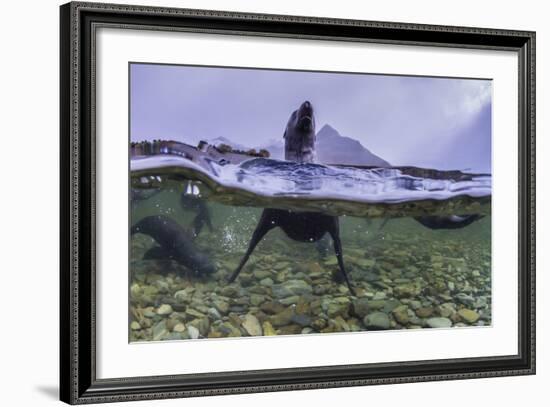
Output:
[{"xmin": 60, "ymin": 1, "xmax": 536, "ymax": 404}]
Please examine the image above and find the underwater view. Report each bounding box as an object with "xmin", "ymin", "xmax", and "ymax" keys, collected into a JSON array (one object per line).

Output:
[{"xmin": 129, "ymin": 63, "xmax": 492, "ymax": 342}]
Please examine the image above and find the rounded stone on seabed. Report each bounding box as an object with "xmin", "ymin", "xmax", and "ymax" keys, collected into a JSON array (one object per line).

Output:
[
  {"xmin": 351, "ymin": 297, "xmax": 370, "ymax": 319},
  {"xmin": 130, "ymin": 283, "xmax": 141, "ymax": 298},
  {"xmin": 364, "ymin": 312, "xmax": 391, "ymax": 330},
  {"xmin": 156, "ymin": 304, "xmax": 173, "ymax": 316},
  {"xmin": 392, "ymin": 305, "xmax": 410, "ymax": 325},
  {"xmin": 415, "ymin": 307, "xmax": 434, "ymax": 318},
  {"xmin": 457, "ymin": 308, "xmax": 480, "ymax": 324},
  {"xmin": 260, "ymin": 277, "xmax": 274, "ymax": 287},
  {"xmin": 242, "ymin": 314, "xmax": 263, "ymax": 336},
  {"xmin": 262, "ymin": 321, "xmax": 277, "ymax": 336},
  {"xmin": 187, "ymin": 325, "xmax": 200, "ymax": 339},
  {"xmin": 372, "ymin": 291, "xmax": 387, "ymax": 300},
  {"xmin": 250, "ymin": 294, "xmax": 265, "ymax": 307},
  {"xmin": 173, "ymin": 323, "xmax": 186, "ymax": 333},
  {"xmin": 271, "ymin": 279, "xmax": 313, "ymax": 299},
  {"xmin": 426, "ymin": 317, "xmax": 453, "ymax": 329},
  {"xmin": 207, "ymin": 307, "xmax": 222, "ymax": 321},
  {"xmin": 152, "ymin": 320, "xmax": 168, "ymax": 341},
  {"xmin": 437, "ymin": 303, "xmax": 456, "ymax": 318},
  {"xmin": 270, "ymin": 306, "xmax": 296, "ymax": 327}
]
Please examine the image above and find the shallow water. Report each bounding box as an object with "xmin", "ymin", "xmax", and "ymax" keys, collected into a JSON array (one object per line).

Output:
[{"xmin": 129, "ymin": 158, "xmax": 491, "ymax": 342}]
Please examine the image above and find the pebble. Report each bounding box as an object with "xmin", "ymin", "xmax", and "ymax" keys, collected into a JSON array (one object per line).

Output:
[
  {"xmin": 253, "ymin": 270, "xmax": 271, "ymax": 280},
  {"xmin": 364, "ymin": 312, "xmax": 391, "ymax": 330},
  {"xmin": 271, "ymin": 280, "xmax": 313, "ymax": 299},
  {"xmin": 156, "ymin": 304, "xmax": 173, "ymax": 316},
  {"xmin": 173, "ymin": 323, "xmax": 186, "ymax": 333},
  {"xmin": 260, "ymin": 277, "xmax": 274, "ymax": 287},
  {"xmin": 351, "ymin": 298, "xmax": 370, "ymax": 318},
  {"xmin": 280, "ymin": 295, "xmax": 301, "ymax": 305},
  {"xmin": 393, "ymin": 283, "xmax": 419, "ymax": 298},
  {"xmin": 426, "ymin": 317, "xmax": 453, "ymax": 328},
  {"xmin": 392, "ymin": 305, "xmax": 410, "ymax": 325},
  {"xmin": 153, "ymin": 320, "xmax": 168, "ymax": 340},
  {"xmin": 207, "ymin": 307, "xmax": 222, "ymax": 321},
  {"xmin": 242, "ymin": 314, "xmax": 262, "ymax": 336},
  {"xmin": 262, "ymin": 321, "xmax": 277, "ymax": 336},
  {"xmin": 455, "ymin": 293, "xmax": 475, "ymax": 306},
  {"xmin": 437, "ymin": 303, "xmax": 456, "ymax": 318},
  {"xmin": 383, "ymin": 299, "xmax": 402, "ymax": 313},
  {"xmin": 367, "ymin": 300, "xmax": 386, "ymax": 310},
  {"xmin": 213, "ymin": 300, "xmax": 229, "ymax": 315},
  {"xmin": 458, "ymin": 308, "xmax": 480, "ymax": 324},
  {"xmin": 187, "ymin": 325, "xmax": 200, "ymax": 339},
  {"xmin": 372, "ymin": 291, "xmax": 387, "ymax": 300},
  {"xmin": 416, "ymin": 307, "xmax": 434, "ymax": 318},
  {"xmin": 270, "ymin": 306, "xmax": 295, "ymax": 327},
  {"xmin": 291, "ymin": 314, "xmax": 312, "ymax": 327}
]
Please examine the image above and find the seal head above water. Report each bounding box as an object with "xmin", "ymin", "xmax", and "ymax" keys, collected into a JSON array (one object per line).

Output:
[{"xmin": 284, "ymin": 100, "xmax": 316, "ymax": 163}]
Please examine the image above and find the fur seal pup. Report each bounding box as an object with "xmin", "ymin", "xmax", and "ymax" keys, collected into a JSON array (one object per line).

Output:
[
  {"xmin": 229, "ymin": 101, "xmax": 356, "ymax": 295},
  {"xmin": 284, "ymin": 100, "xmax": 316, "ymax": 163},
  {"xmin": 365, "ymin": 215, "xmax": 483, "ymax": 241},
  {"xmin": 227, "ymin": 208, "xmax": 355, "ymax": 295},
  {"xmin": 414, "ymin": 214, "xmax": 483, "ymax": 230},
  {"xmin": 131, "ymin": 215, "xmax": 215, "ymax": 276},
  {"xmin": 180, "ymin": 193, "xmax": 214, "ymax": 238}
]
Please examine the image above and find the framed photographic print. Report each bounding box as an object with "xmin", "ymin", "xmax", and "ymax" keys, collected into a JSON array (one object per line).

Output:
[{"xmin": 60, "ymin": 1, "xmax": 536, "ymax": 404}]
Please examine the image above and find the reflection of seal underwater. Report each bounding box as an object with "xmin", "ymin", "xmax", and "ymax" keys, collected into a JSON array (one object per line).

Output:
[
  {"xmin": 228, "ymin": 101, "xmax": 356, "ymax": 295},
  {"xmin": 131, "ymin": 215, "xmax": 215, "ymax": 276}
]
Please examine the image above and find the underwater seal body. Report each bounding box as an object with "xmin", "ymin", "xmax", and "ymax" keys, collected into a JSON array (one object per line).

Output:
[
  {"xmin": 131, "ymin": 215, "xmax": 215, "ymax": 276},
  {"xmin": 414, "ymin": 214, "xmax": 483, "ymax": 230},
  {"xmin": 229, "ymin": 101, "xmax": 356, "ymax": 295},
  {"xmin": 180, "ymin": 193, "xmax": 214, "ymax": 237}
]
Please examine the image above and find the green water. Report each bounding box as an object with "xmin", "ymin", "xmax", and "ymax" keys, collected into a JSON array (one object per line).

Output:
[{"xmin": 129, "ymin": 182, "xmax": 491, "ymax": 342}]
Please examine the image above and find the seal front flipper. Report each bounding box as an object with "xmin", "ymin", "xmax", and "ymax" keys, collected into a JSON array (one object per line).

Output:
[
  {"xmin": 227, "ymin": 209, "xmax": 277, "ymax": 283},
  {"xmin": 326, "ymin": 216, "xmax": 356, "ymax": 296}
]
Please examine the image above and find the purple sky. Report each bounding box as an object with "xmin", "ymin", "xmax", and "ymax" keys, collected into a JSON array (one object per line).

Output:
[{"xmin": 130, "ymin": 63, "xmax": 492, "ymax": 173}]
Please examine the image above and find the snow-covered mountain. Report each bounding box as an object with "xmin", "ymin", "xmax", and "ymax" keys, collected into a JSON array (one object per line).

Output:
[
  {"xmin": 208, "ymin": 125, "xmax": 390, "ymax": 167},
  {"xmin": 315, "ymin": 124, "xmax": 390, "ymax": 167}
]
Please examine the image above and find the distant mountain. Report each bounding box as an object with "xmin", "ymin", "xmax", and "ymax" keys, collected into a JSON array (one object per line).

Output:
[
  {"xmin": 315, "ymin": 124, "xmax": 390, "ymax": 167},
  {"xmin": 210, "ymin": 125, "xmax": 390, "ymax": 167}
]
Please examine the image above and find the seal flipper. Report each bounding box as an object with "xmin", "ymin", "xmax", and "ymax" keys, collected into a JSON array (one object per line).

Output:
[
  {"xmin": 326, "ymin": 217, "xmax": 356, "ymax": 296},
  {"xmin": 191, "ymin": 205, "xmax": 214, "ymax": 237},
  {"xmin": 227, "ymin": 209, "xmax": 277, "ymax": 283},
  {"xmin": 191, "ymin": 214, "xmax": 205, "ymax": 238}
]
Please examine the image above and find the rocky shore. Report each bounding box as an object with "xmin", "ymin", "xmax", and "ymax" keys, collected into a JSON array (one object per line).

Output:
[{"xmin": 129, "ymin": 219, "xmax": 491, "ymax": 342}]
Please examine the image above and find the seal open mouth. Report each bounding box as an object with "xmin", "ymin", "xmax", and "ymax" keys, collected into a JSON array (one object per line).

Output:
[
  {"xmin": 298, "ymin": 116, "xmax": 314, "ymax": 132},
  {"xmin": 297, "ymin": 100, "xmax": 314, "ymax": 132}
]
